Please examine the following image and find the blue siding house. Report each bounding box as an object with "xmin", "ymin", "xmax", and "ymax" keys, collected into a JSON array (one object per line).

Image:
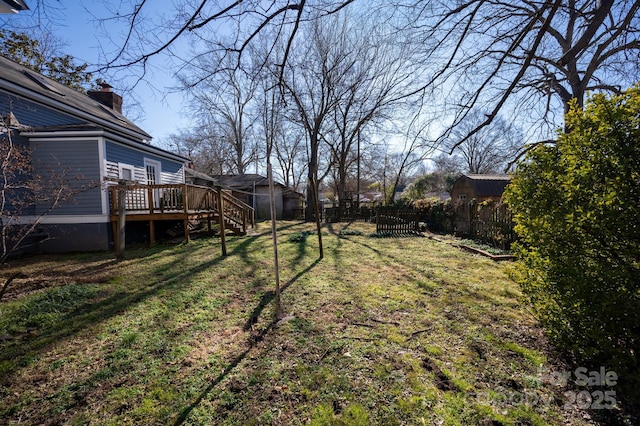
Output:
[{"xmin": 0, "ymin": 55, "xmax": 190, "ymax": 252}]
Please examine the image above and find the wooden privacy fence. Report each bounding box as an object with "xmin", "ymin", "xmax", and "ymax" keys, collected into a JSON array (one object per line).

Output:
[
  {"xmin": 411, "ymin": 200, "xmax": 515, "ymax": 248},
  {"xmin": 375, "ymin": 208, "xmax": 420, "ymax": 234},
  {"xmin": 325, "ymin": 206, "xmax": 376, "ymax": 223},
  {"xmin": 453, "ymin": 200, "xmax": 515, "ymax": 250},
  {"xmin": 417, "ymin": 200, "xmax": 514, "ymax": 249},
  {"xmin": 323, "ymin": 200, "xmax": 515, "ymax": 248},
  {"xmin": 416, "ymin": 203, "xmax": 456, "ymax": 234}
]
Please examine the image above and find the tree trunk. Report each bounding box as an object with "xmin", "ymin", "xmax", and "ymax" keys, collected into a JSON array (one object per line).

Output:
[{"xmin": 305, "ymin": 138, "xmax": 319, "ymax": 222}]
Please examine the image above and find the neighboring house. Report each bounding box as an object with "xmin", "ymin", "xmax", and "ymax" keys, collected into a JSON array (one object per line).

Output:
[
  {"xmin": 450, "ymin": 174, "xmax": 511, "ymax": 203},
  {"xmin": 185, "ymin": 167, "xmax": 217, "ymax": 187},
  {"xmin": 209, "ymin": 174, "xmax": 304, "ymax": 220},
  {"xmin": 0, "ymin": 55, "xmax": 190, "ymax": 252}
]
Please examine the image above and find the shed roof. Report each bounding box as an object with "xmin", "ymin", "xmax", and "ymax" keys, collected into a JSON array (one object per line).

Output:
[
  {"xmin": 185, "ymin": 168, "xmax": 217, "ymax": 182},
  {"xmin": 209, "ymin": 174, "xmax": 304, "ymax": 197},
  {"xmin": 209, "ymin": 174, "xmax": 271, "ymax": 190},
  {"xmin": 461, "ymin": 174, "xmax": 511, "ymax": 197}
]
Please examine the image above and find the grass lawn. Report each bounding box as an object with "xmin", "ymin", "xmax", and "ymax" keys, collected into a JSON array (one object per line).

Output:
[{"xmin": 0, "ymin": 221, "xmax": 618, "ymax": 425}]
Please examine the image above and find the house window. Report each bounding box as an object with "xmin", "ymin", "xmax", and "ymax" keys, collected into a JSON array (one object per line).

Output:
[
  {"xmin": 118, "ymin": 164, "xmax": 135, "ymax": 182},
  {"xmin": 459, "ymin": 194, "xmax": 467, "ymax": 201}
]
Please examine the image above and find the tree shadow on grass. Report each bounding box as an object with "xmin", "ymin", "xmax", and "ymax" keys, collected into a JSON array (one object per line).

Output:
[
  {"xmin": 176, "ymin": 256, "xmax": 321, "ymax": 425},
  {"xmin": 243, "ymin": 257, "xmax": 321, "ymax": 331},
  {"xmin": 325, "ymin": 222, "xmax": 339, "ymax": 236},
  {"xmin": 0, "ymin": 234, "xmax": 266, "ymax": 377},
  {"xmin": 289, "ymin": 235, "xmax": 311, "ymax": 269},
  {"xmin": 173, "ymin": 317, "xmax": 276, "ymax": 426},
  {"xmin": 0, "ymin": 223, "xmax": 322, "ymax": 416},
  {"xmin": 344, "ymin": 229, "xmax": 518, "ymax": 301}
]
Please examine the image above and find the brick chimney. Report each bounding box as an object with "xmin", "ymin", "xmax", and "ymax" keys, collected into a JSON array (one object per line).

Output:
[{"xmin": 88, "ymin": 83, "xmax": 123, "ymax": 114}]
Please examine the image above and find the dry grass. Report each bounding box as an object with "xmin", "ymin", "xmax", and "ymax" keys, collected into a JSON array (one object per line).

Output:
[{"xmin": 0, "ymin": 221, "xmax": 622, "ymax": 425}]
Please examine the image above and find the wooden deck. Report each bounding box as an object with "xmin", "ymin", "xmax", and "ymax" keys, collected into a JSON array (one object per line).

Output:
[{"xmin": 108, "ymin": 183, "xmax": 255, "ymax": 246}]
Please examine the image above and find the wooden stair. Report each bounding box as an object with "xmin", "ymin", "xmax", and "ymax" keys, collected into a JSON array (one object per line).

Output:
[{"xmin": 223, "ymin": 216, "xmax": 246, "ymax": 236}]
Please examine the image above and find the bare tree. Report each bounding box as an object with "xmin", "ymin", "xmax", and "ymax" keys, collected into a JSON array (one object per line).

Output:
[
  {"xmin": 0, "ymin": 120, "xmax": 40, "ymax": 266},
  {"xmin": 260, "ymin": 90, "xmax": 306, "ymax": 191},
  {"xmin": 322, "ymin": 11, "xmax": 419, "ymax": 212},
  {"xmin": 179, "ymin": 51, "xmax": 261, "ymax": 175},
  {"xmin": 383, "ymin": 0, "xmax": 638, "ymax": 153},
  {"xmin": 273, "ymin": 127, "xmax": 305, "ymax": 192},
  {"xmin": 246, "ymin": 40, "xmax": 307, "ymax": 192},
  {"xmin": 447, "ymin": 112, "xmax": 523, "ymax": 174},
  {"xmin": 385, "ymin": 143, "xmax": 432, "ymax": 205},
  {"xmin": 164, "ymin": 125, "xmax": 234, "ymax": 175},
  {"xmin": 280, "ymin": 15, "xmax": 358, "ymax": 223},
  {"xmin": 431, "ymin": 153, "xmax": 464, "ymax": 175},
  {"xmin": 92, "ymin": 1, "xmax": 357, "ymax": 87},
  {"xmin": 24, "ymin": 1, "xmax": 639, "ymax": 154},
  {"xmin": 376, "ymin": 114, "xmax": 439, "ymax": 205}
]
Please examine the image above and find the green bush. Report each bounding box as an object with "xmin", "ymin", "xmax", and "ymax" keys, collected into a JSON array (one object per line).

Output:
[
  {"xmin": 504, "ymin": 86, "xmax": 640, "ymax": 398},
  {"xmin": 338, "ymin": 229, "xmax": 364, "ymax": 236},
  {"xmin": 412, "ymin": 198, "xmax": 456, "ymax": 233},
  {"xmin": 288, "ymin": 231, "xmax": 311, "ymax": 242}
]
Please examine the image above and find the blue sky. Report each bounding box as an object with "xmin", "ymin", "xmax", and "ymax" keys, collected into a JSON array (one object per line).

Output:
[{"xmin": 1, "ymin": 1, "xmax": 191, "ymax": 146}]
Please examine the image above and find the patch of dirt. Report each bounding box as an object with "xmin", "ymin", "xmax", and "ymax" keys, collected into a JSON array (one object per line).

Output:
[
  {"xmin": 422, "ymin": 356, "xmax": 460, "ymax": 392},
  {"xmin": 0, "ymin": 263, "xmax": 114, "ymax": 303}
]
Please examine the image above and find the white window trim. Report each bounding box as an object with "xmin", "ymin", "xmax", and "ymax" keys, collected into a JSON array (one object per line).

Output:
[{"xmin": 118, "ymin": 163, "xmax": 136, "ymax": 182}]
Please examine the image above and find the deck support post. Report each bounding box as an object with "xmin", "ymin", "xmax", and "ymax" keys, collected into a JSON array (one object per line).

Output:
[
  {"xmin": 116, "ymin": 182, "xmax": 126, "ymax": 260},
  {"xmin": 108, "ymin": 183, "xmax": 252, "ymax": 247},
  {"xmin": 183, "ymin": 219, "xmax": 190, "ymax": 243},
  {"xmin": 149, "ymin": 220, "xmax": 156, "ymax": 245}
]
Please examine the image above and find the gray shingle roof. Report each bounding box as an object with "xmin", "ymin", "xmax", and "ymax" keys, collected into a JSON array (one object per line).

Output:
[
  {"xmin": 209, "ymin": 174, "xmax": 272, "ymax": 190},
  {"xmin": 0, "ymin": 55, "xmax": 151, "ymax": 141},
  {"xmin": 209, "ymin": 174, "xmax": 304, "ymax": 198},
  {"xmin": 465, "ymin": 174, "xmax": 511, "ymax": 196}
]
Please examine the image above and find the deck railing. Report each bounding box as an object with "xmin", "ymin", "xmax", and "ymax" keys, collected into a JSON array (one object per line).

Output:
[{"xmin": 108, "ymin": 183, "xmax": 254, "ymax": 232}]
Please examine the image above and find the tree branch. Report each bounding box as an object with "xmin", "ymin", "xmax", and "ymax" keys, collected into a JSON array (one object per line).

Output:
[
  {"xmin": 448, "ymin": 0, "xmax": 563, "ymax": 154},
  {"xmin": 102, "ymin": 0, "xmax": 210, "ymax": 71},
  {"xmin": 506, "ymin": 139, "xmax": 557, "ymax": 171},
  {"xmin": 557, "ymin": 0, "xmax": 614, "ymax": 66}
]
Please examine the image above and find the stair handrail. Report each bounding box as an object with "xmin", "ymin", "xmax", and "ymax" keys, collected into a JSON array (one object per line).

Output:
[{"xmin": 220, "ymin": 190, "xmax": 255, "ymax": 228}]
